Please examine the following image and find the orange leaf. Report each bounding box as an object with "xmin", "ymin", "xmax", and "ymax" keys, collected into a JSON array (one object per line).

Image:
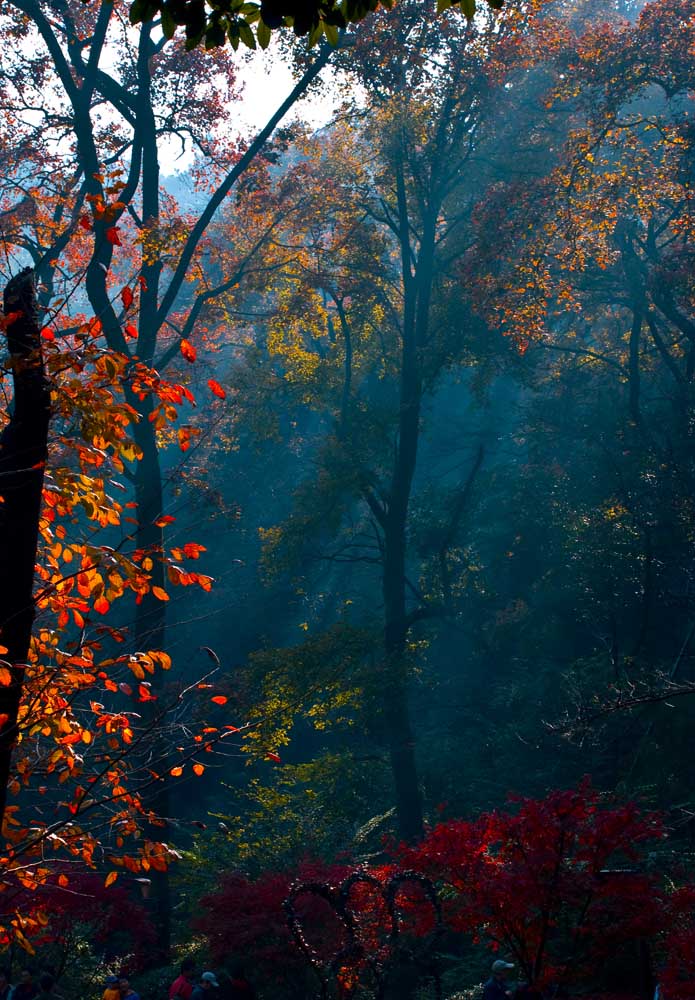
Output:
[
  {"xmin": 178, "ymin": 427, "xmax": 191, "ymax": 453},
  {"xmin": 192, "ymin": 763, "xmax": 205, "ymax": 777},
  {"xmin": 207, "ymin": 379, "xmax": 226, "ymax": 400},
  {"xmin": 183, "ymin": 543, "xmax": 206, "ymax": 559},
  {"xmin": 94, "ymin": 596, "xmax": 110, "ymax": 615},
  {"xmin": 170, "ymin": 766, "xmax": 183, "ymax": 777},
  {"xmin": 211, "ymin": 695, "xmax": 227, "ymax": 706},
  {"xmin": 152, "ymin": 586, "xmax": 169, "ymax": 602},
  {"xmin": 104, "ymin": 871, "xmax": 118, "ymax": 888},
  {"xmin": 57, "ymin": 874, "xmax": 69, "ymax": 888},
  {"xmin": 180, "ymin": 339, "xmax": 197, "ymax": 363},
  {"xmin": 0, "ymin": 667, "xmax": 12, "ymax": 687}
]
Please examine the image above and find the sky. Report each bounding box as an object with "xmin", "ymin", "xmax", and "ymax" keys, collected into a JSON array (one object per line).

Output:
[{"xmin": 159, "ymin": 44, "xmax": 335, "ymax": 176}]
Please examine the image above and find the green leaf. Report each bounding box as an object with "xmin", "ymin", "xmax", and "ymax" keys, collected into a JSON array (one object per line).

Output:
[
  {"xmin": 161, "ymin": 5, "xmax": 176, "ymax": 38},
  {"xmin": 205, "ymin": 22, "xmax": 226, "ymax": 47},
  {"xmin": 323, "ymin": 20, "xmax": 339, "ymax": 45},
  {"xmin": 256, "ymin": 18, "xmax": 271, "ymax": 48},
  {"xmin": 129, "ymin": 0, "xmax": 157, "ymax": 25},
  {"xmin": 238, "ymin": 19, "xmax": 257, "ymax": 48},
  {"xmin": 461, "ymin": 0, "xmax": 476, "ymax": 18},
  {"xmin": 307, "ymin": 21, "xmax": 324, "ymax": 47}
]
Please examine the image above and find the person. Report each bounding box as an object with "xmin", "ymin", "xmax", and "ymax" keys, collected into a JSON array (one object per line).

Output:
[
  {"xmin": 103, "ymin": 976, "xmax": 120, "ymax": 1000},
  {"xmin": 0, "ymin": 968, "xmax": 12, "ymax": 1000},
  {"xmin": 191, "ymin": 973, "xmax": 219, "ymax": 1000},
  {"xmin": 36, "ymin": 975, "xmax": 55, "ymax": 1000},
  {"xmin": 483, "ymin": 960, "xmax": 515, "ymax": 1000},
  {"xmin": 12, "ymin": 971, "xmax": 37, "ymax": 1000},
  {"xmin": 169, "ymin": 961, "xmax": 196, "ymax": 1000},
  {"xmin": 226, "ymin": 968, "xmax": 255, "ymax": 1000},
  {"xmin": 118, "ymin": 977, "xmax": 139, "ymax": 1000}
]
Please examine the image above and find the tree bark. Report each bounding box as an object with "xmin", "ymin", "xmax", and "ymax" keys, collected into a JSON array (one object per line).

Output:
[
  {"xmin": 377, "ymin": 171, "xmax": 435, "ymax": 844},
  {"xmin": 0, "ymin": 267, "xmax": 50, "ymax": 827},
  {"xmin": 131, "ymin": 404, "xmax": 171, "ymax": 959}
]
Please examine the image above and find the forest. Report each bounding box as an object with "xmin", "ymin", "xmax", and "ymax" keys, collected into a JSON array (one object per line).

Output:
[{"xmin": 0, "ymin": 0, "xmax": 694, "ymax": 997}]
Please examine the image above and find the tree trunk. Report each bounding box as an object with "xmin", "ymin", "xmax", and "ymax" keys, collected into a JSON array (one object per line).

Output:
[
  {"xmin": 132, "ymin": 405, "xmax": 171, "ymax": 960},
  {"xmin": 382, "ymin": 455, "xmax": 424, "ymax": 843},
  {"xmin": 0, "ymin": 268, "xmax": 50, "ymax": 827},
  {"xmin": 381, "ymin": 272, "xmax": 425, "ymax": 843}
]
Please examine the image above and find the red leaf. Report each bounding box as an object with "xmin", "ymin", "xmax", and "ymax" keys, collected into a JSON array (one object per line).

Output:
[
  {"xmin": 120, "ymin": 286, "xmax": 134, "ymax": 310},
  {"xmin": 40, "ymin": 328, "xmax": 55, "ymax": 341},
  {"xmin": 180, "ymin": 339, "xmax": 197, "ymax": 363},
  {"xmin": 208, "ymin": 379, "xmax": 226, "ymax": 400},
  {"xmin": 211, "ymin": 695, "xmax": 227, "ymax": 705},
  {"xmin": 105, "ymin": 226, "xmax": 122, "ymax": 246},
  {"xmin": 125, "ymin": 323, "xmax": 138, "ymax": 340},
  {"xmin": 265, "ymin": 751, "xmax": 281, "ymax": 763},
  {"xmin": 79, "ymin": 215, "xmax": 92, "ymax": 231}
]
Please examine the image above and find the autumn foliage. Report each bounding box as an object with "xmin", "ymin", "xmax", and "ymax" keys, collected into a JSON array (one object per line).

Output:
[
  {"xmin": 195, "ymin": 862, "xmax": 354, "ymax": 996},
  {"xmin": 195, "ymin": 785, "xmax": 677, "ymax": 996},
  {"xmin": 403, "ymin": 783, "xmax": 665, "ymax": 990},
  {"xmin": 1, "ymin": 0, "xmax": 695, "ymax": 981}
]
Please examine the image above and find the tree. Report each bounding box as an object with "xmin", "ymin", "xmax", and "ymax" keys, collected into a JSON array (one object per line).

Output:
[
  {"xmin": 404, "ymin": 782, "xmax": 664, "ymax": 992},
  {"xmin": 0, "ymin": 271, "xmax": 243, "ymax": 952},
  {"xmin": 241, "ymin": 0, "xmax": 556, "ymax": 842},
  {"xmin": 0, "ymin": 269, "xmax": 51, "ymax": 823},
  {"xmin": 461, "ymin": 0, "xmax": 695, "ymax": 786},
  {"xmin": 0, "ymin": 0, "xmax": 336, "ymax": 951}
]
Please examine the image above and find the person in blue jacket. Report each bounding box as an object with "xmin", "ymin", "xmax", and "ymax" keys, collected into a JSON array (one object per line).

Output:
[{"xmin": 483, "ymin": 960, "xmax": 515, "ymax": 1000}]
